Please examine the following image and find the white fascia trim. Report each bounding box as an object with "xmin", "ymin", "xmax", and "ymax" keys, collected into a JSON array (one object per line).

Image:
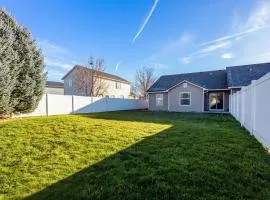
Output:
[
  {"xmin": 167, "ymin": 80, "xmax": 206, "ymax": 91},
  {"xmin": 205, "ymin": 88, "xmax": 230, "ymax": 91},
  {"xmin": 228, "ymin": 86, "xmax": 243, "ymax": 89},
  {"xmin": 147, "ymin": 91, "xmax": 168, "ymax": 94},
  {"xmin": 148, "ymin": 80, "xmax": 205, "ymax": 94}
]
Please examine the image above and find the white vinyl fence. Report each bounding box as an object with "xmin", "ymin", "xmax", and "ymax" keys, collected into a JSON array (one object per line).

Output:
[
  {"xmin": 230, "ymin": 72, "xmax": 270, "ymax": 149},
  {"xmin": 16, "ymin": 94, "xmax": 148, "ymax": 117}
]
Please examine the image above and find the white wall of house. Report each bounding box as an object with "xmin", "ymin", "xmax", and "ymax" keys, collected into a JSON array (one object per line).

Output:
[
  {"xmin": 104, "ymin": 79, "xmax": 130, "ymax": 98},
  {"xmin": 230, "ymin": 72, "xmax": 270, "ymax": 149}
]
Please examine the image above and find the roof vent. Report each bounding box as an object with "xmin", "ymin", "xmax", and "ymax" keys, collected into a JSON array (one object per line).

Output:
[{"xmin": 183, "ymin": 82, "xmax": 187, "ymax": 88}]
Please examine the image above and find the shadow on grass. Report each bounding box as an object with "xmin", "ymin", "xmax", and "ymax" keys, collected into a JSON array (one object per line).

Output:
[{"xmin": 26, "ymin": 111, "xmax": 270, "ymax": 200}]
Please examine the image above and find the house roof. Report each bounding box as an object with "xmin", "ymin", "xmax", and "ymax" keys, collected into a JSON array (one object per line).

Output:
[
  {"xmin": 62, "ymin": 65, "xmax": 130, "ymax": 84},
  {"xmin": 226, "ymin": 63, "xmax": 270, "ymax": 88},
  {"xmin": 46, "ymin": 81, "xmax": 64, "ymax": 88},
  {"xmin": 147, "ymin": 70, "xmax": 228, "ymax": 92}
]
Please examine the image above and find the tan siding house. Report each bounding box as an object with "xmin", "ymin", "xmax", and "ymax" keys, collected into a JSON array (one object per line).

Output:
[{"xmin": 62, "ymin": 65, "xmax": 131, "ymax": 98}]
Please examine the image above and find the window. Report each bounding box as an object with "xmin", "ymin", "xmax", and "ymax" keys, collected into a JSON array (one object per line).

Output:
[
  {"xmin": 156, "ymin": 94, "xmax": 163, "ymax": 106},
  {"xmin": 115, "ymin": 82, "xmax": 121, "ymax": 89},
  {"xmin": 180, "ymin": 92, "xmax": 191, "ymax": 106},
  {"xmin": 68, "ymin": 79, "xmax": 72, "ymax": 87}
]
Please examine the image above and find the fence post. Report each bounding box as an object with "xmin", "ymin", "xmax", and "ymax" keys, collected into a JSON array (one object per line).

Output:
[
  {"xmin": 251, "ymin": 80, "xmax": 257, "ymax": 135},
  {"xmin": 46, "ymin": 93, "xmax": 49, "ymax": 116},
  {"xmin": 240, "ymin": 89, "xmax": 245, "ymax": 126},
  {"xmin": 72, "ymin": 95, "xmax": 75, "ymax": 114},
  {"xmin": 232, "ymin": 94, "xmax": 234, "ymax": 115}
]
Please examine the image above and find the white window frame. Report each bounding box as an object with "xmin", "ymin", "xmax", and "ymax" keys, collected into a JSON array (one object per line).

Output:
[
  {"xmin": 156, "ymin": 94, "xmax": 163, "ymax": 106},
  {"xmin": 68, "ymin": 79, "xmax": 72, "ymax": 87},
  {"xmin": 179, "ymin": 92, "xmax": 191, "ymax": 106}
]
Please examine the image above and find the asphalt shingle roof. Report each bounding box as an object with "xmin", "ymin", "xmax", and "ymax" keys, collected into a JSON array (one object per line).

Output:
[
  {"xmin": 226, "ymin": 63, "xmax": 270, "ymax": 87},
  {"xmin": 148, "ymin": 62, "xmax": 270, "ymax": 93},
  {"xmin": 147, "ymin": 70, "xmax": 228, "ymax": 92},
  {"xmin": 62, "ymin": 65, "xmax": 130, "ymax": 84}
]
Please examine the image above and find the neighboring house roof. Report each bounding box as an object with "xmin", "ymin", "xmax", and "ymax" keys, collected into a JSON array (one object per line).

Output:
[
  {"xmin": 46, "ymin": 81, "xmax": 64, "ymax": 88},
  {"xmin": 147, "ymin": 70, "xmax": 228, "ymax": 92},
  {"xmin": 226, "ymin": 63, "xmax": 270, "ymax": 88},
  {"xmin": 62, "ymin": 65, "xmax": 130, "ymax": 84}
]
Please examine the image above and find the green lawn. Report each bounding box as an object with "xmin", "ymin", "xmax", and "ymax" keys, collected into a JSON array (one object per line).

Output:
[{"xmin": 0, "ymin": 111, "xmax": 270, "ymax": 200}]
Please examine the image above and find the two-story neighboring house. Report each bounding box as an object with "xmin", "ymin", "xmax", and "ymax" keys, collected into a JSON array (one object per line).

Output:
[{"xmin": 62, "ymin": 65, "xmax": 131, "ymax": 98}]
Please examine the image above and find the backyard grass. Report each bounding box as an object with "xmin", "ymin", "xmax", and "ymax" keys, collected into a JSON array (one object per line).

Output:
[{"xmin": 0, "ymin": 111, "xmax": 270, "ymax": 200}]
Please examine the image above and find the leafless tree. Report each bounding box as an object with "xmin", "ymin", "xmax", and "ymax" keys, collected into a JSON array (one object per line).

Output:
[
  {"xmin": 74, "ymin": 56, "xmax": 108, "ymax": 97},
  {"xmin": 135, "ymin": 66, "xmax": 156, "ymax": 99}
]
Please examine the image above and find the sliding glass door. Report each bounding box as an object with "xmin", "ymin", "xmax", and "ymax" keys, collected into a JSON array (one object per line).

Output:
[{"xmin": 209, "ymin": 92, "xmax": 224, "ymax": 110}]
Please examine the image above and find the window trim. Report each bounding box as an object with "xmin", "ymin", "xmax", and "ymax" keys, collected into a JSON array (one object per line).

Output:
[
  {"xmin": 68, "ymin": 79, "xmax": 72, "ymax": 87},
  {"xmin": 179, "ymin": 92, "xmax": 191, "ymax": 106},
  {"xmin": 115, "ymin": 82, "xmax": 121, "ymax": 89},
  {"xmin": 156, "ymin": 93, "xmax": 163, "ymax": 106}
]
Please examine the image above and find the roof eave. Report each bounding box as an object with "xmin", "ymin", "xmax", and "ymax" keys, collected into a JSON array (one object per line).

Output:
[{"xmin": 228, "ymin": 86, "xmax": 243, "ymax": 89}]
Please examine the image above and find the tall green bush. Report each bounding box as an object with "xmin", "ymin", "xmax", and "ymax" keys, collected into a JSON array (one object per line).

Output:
[{"xmin": 0, "ymin": 9, "xmax": 46, "ymax": 116}]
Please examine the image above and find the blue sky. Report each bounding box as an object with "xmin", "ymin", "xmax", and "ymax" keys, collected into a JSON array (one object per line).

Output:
[{"xmin": 1, "ymin": 0, "xmax": 270, "ymax": 82}]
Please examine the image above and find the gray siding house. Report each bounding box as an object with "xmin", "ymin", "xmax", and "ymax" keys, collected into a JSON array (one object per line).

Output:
[{"xmin": 147, "ymin": 63, "xmax": 270, "ymax": 113}]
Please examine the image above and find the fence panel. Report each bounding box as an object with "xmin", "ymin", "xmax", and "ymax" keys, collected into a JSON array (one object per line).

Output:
[
  {"xmin": 243, "ymin": 86, "xmax": 252, "ymax": 132},
  {"xmin": 229, "ymin": 72, "xmax": 270, "ymax": 149},
  {"xmin": 73, "ymin": 96, "xmax": 93, "ymax": 114},
  {"xmin": 17, "ymin": 95, "xmax": 47, "ymax": 117},
  {"xmin": 14, "ymin": 94, "xmax": 148, "ymax": 117},
  {"xmin": 47, "ymin": 94, "xmax": 73, "ymax": 115},
  {"xmin": 253, "ymin": 75, "xmax": 270, "ymax": 147}
]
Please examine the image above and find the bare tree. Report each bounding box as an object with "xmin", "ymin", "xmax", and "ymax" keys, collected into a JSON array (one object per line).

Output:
[
  {"xmin": 135, "ymin": 66, "xmax": 156, "ymax": 99},
  {"xmin": 74, "ymin": 56, "xmax": 108, "ymax": 97}
]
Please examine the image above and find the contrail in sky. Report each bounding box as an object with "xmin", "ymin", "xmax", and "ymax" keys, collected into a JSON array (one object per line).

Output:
[
  {"xmin": 115, "ymin": 61, "xmax": 121, "ymax": 72},
  {"xmin": 132, "ymin": 0, "xmax": 159, "ymax": 43}
]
